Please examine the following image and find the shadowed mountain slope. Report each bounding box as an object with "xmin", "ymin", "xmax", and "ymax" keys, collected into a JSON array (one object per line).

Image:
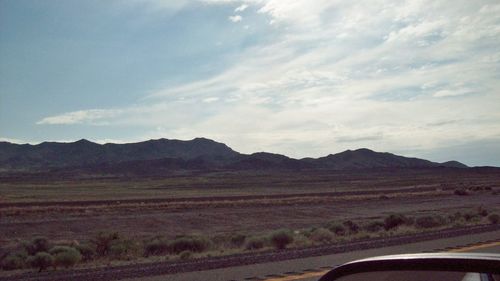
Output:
[
  {"xmin": 0, "ymin": 138, "xmax": 468, "ymax": 173},
  {"xmin": 0, "ymin": 138, "xmax": 238, "ymax": 170}
]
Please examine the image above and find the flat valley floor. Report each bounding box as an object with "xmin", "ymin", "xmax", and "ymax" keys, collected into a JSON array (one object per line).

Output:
[{"xmin": 1, "ymin": 168, "xmax": 499, "ymax": 245}]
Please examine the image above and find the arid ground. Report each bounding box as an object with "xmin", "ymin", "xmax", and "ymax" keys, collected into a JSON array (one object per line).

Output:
[{"xmin": 1, "ymin": 168, "xmax": 499, "ymax": 246}]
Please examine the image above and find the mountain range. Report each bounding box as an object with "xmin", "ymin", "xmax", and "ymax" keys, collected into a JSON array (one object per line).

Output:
[{"xmin": 0, "ymin": 138, "xmax": 468, "ymax": 174}]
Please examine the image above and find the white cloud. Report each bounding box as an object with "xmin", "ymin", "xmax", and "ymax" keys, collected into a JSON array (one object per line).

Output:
[
  {"xmin": 235, "ymin": 4, "xmax": 248, "ymax": 12},
  {"xmin": 202, "ymin": 97, "xmax": 220, "ymax": 103},
  {"xmin": 228, "ymin": 14, "xmax": 242, "ymax": 22},
  {"xmin": 37, "ymin": 0, "xmax": 500, "ymax": 160},
  {"xmin": 36, "ymin": 109, "xmax": 122, "ymax": 125}
]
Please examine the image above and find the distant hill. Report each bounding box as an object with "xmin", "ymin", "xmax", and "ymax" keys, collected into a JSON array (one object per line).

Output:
[
  {"xmin": 0, "ymin": 138, "xmax": 468, "ymax": 174},
  {"xmin": 0, "ymin": 138, "xmax": 238, "ymax": 171},
  {"xmin": 306, "ymin": 148, "xmax": 468, "ymax": 169}
]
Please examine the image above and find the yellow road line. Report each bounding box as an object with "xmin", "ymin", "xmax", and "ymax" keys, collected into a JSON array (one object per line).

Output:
[
  {"xmin": 448, "ymin": 241, "xmax": 500, "ymax": 252},
  {"xmin": 264, "ymin": 270, "xmax": 329, "ymax": 281}
]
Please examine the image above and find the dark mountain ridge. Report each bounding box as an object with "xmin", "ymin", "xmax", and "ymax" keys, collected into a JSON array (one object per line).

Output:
[{"xmin": 0, "ymin": 138, "xmax": 468, "ymax": 173}]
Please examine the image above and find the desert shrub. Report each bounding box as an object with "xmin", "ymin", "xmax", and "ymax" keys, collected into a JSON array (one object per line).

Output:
[
  {"xmin": 179, "ymin": 250, "xmax": 192, "ymax": 260},
  {"xmin": 363, "ymin": 221, "xmax": 385, "ymax": 232},
  {"xmin": 464, "ymin": 212, "xmax": 481, "ymax": 222},
  {"xmin": 91, "ymin": 232, "xmax": 120, "ymax": 257},
  {"xmin": 309, "ymin": 228, "xmax": 334, "ymax": 243},
  {"xmin": 384, "ymin": 214, "xmax": 408, "ymax": 230},
  {"xmin": 415, "ymin": 216, "xmax": 445, "ymax": 229},
  {"xmin": 23, "ymin": 237, "xmax": 50, "ymax": 255},
  {"xmin": 75, "ymin": 244, "xmax": 95, "ymax": 261},
  {"xmin": 230, "ymin": 234, "xmax": 246, "ymax": 247},
  {"xmin": 270, "ymin": 229, "xmax": 294, "ymax": 250},
  {"xmin": 109, "ymin": 239, "xmax": 140, "ymax": 260},
  {"xmin": 49, "ymin": 246, "xmax": 81, "ymax": 268},
  {"xmin": 343, "ymin": 220, "xmax": 360, "ymax": 234},
  {"xmin": 291, "ymin": 234, "xmax": 310, "ymax": 247},
  {"xmin": 477, "ymin": 207, "xmax": 488, "ymax": 217},
  {"xmin": 27, "ymin": 252, "xmax": 54, "ymax": 272},
  {"xmin": 448, "ymin": 212, "xmax": 463, "ymax": 222},
  {"xmin": 144, "ymin": 239, "xmax": 169, "ymax": 256},
  {"xmin": 245, "ymin": 237, "xmax": 267, "ymax": 250},
  {"xmin": 167, "ymin": 237, "xmax": 211, "ymax": 254},
  {"xmin": 454, "ymin": 189, "xmax": 469, "ymax": 196},
  {"xmin": 326, "ymin": 222, "xmax": 346, "ymax": 235},
  {"xmin": 488, "ymin": 214, "xmax": 499, "ymax": 224},
  {"xmin": 1, "ymin": 252, "xmax": 27, "ymax": 270}
]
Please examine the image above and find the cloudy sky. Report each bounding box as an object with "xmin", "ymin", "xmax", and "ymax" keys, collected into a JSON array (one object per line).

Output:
[{"xmin": 1, "ymin": 0, "xmax": 500, "ymax": 166}]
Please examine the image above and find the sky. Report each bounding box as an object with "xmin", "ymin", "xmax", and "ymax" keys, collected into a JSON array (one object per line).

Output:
[{"xmin": 1, "ymin": 0, "xmax": 500, "ymax": 166}]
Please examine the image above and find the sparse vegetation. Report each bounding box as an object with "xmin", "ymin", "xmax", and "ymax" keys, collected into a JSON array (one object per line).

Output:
[
  {"xmin": 477, "ymin": 207, "xmax": 488, "ymax": 217},
  {"xmin": 50, "ymin": 246, "xmax": 81, "ymax": 268},
  {"xmin": 109, "ymin": 239, "xmax": 140, "ymax": 260},
  {"xmin": 343, "ymin": 220, "xmax": 360, "ymax": 234},
  {"xmin": 245, "ymin": 237, "xmax": 267, "ymax": 250},
  {"xmin": 309, "ymin": 228, "xmax": 334, "ymax": 243},
  {"xmin": 0, "ymin": 205, "xmax": 496, "ymax": 274},
  {"xmin": 326, "ymin": 222, "xmax": 346, "ymax": 235},
  {"xmin": 144, "ymin": 238, "xmax": 170, "ymax": 257},
  {"xmin": 270, "ymin": 229, "xmax": 294, "ymax": 250},
  {"xmin": 415, "ymin": 215, "xmax": 445, "ymax": 229},
  {"xmin": 167, "ymin": 236, "xmax": 211, "ymax": 254},
  {"xmin": 92, "ymin": 232, "xmax": 120, "ymax": 257},
  {"xmin": 1, "ymin": 168, "xmax": 499, "ymax": 276},
  {"xmin": 75, "ymin": 244, "xmax": 95, "ymax": 261},
  {"xmin": 488, "ymin": 213, "xmax": 499, "ymax": 224},
  {"xmin": 179, "ymin": 250, "xmax": 192, "ymax": 260},
  {"xmin": 384, "ymin": 214, "xmax": 408, "ymax": 230},
  {"xmin": 1, "ymin": 252, "xmax": 27, "ymax": 270},
  {"xmin": 363, "ymin": 221, "xmax": 384, "ymax": 232},
  {"xmin": 27, "ymin": 252, "xmax": 53, "ymax": 272},
  {"xmin": 454, "ymin": 189, "xmax": 469, "ymax": 196},
  {"xmin": 23, "ymin": 237, "xmax": 50, "ymax": 256},
  {"xmin": 230, "ymin": 234, "xmax": 246, "ymax": 248}
]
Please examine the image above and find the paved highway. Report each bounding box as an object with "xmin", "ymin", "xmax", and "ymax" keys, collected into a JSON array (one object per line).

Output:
[{"xmin": 124, "ymin": 230, "xmax": 500, "ymax": 281}]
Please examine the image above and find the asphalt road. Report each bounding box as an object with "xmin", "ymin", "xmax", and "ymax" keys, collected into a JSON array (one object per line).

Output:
[{"xmin": 123, "ymin": 230, "xmax": 500, "ymax": 281}]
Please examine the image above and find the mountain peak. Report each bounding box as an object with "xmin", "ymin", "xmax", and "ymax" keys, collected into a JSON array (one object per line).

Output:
[
  {"xmin": 0, "ymin": 137, "xmax": 471, "ymax": 172},
  {"xmin": 74, "ymin": 139, "xmax": 96, "ymax": 145}
]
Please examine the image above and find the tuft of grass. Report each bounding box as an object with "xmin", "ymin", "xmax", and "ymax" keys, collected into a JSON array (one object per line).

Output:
[
  {"xmin": 26, "ymin": 252, "xmax": 54, "ymax": 272},
  {"xmin": 269, "ymin": 229, "xmax": 294, "ymax": 250},
  {"xmin": 167, "ymin": 236, "xmax": 211, "ymax": 254},
  {"xmin": 23, "ymin": 237, "xmax": 50, "ymax": 256},
  {"xmin": 49, "ymin": 246, "xmax": 81, "ymax": 269},
  {"xmin": 383, "ymin": 214, "xmax": 410, "ymax": 230},
  {"xmin": 1, "ymin": 251, "xmax": 27, "ymax": 270},
  {"xmin": 179, "ymin": 250, "xmax": 192, "ymax": 260},
  {"xmin": 415, "ymin": 215, "xmax": 445, "ymax": 229},
  {"xmin": 326, "ymin": 222, "xmax": 346, "ymax": 235},
  {"xmin": 230, "ymin": 233, "xmax": 246, "ymax": 248},
  {"xmin": 91, "ymin": 232, "xmax": 120, "ymax": 257},
  {"xmin": 290, "ymin": 234, "xmax": 311, "ymax": 248},
  {"xmin": 477, "ymin": 207, "xmax": 488, "ymax": 217},
  {"xmin": 463, "ymin": 212, "xmax": 481, "ymax": 222},
  {"xmin": 342, "ymin": 220, "xmax": 360, "ymax": 234},
  {"xmin": 363, "ymin": 221, "xmax": 384, "ymax": 232},
  {"xmin": 245, "ymin": 236, "xmax": 267, "ymax": 250},
  {"xmin": 454, "ymin": 189, "xmax": 469, "ymax": 196},
  {"xmin": 488, "ymin": 213, "xmax": 499, "ymax": 224},
  {"xmin": 144, "ymin": 238, "xmax": 169, "ymax": 257},
  {"xmin": 108, "ymin": 239, "xmax": 140, "ymax": 260},
  {"xmin": 75, "ymin": 243, "xmax": 96, "ymax": 261},
  {"xmin": 309, "ymin": 228, "xmax": 334, "ymax": 243}
]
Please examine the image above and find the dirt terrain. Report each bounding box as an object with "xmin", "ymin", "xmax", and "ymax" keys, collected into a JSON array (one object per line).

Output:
[{"xmin": 1, "ymin": 168, "xmax": 499, "ymax": 245}]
